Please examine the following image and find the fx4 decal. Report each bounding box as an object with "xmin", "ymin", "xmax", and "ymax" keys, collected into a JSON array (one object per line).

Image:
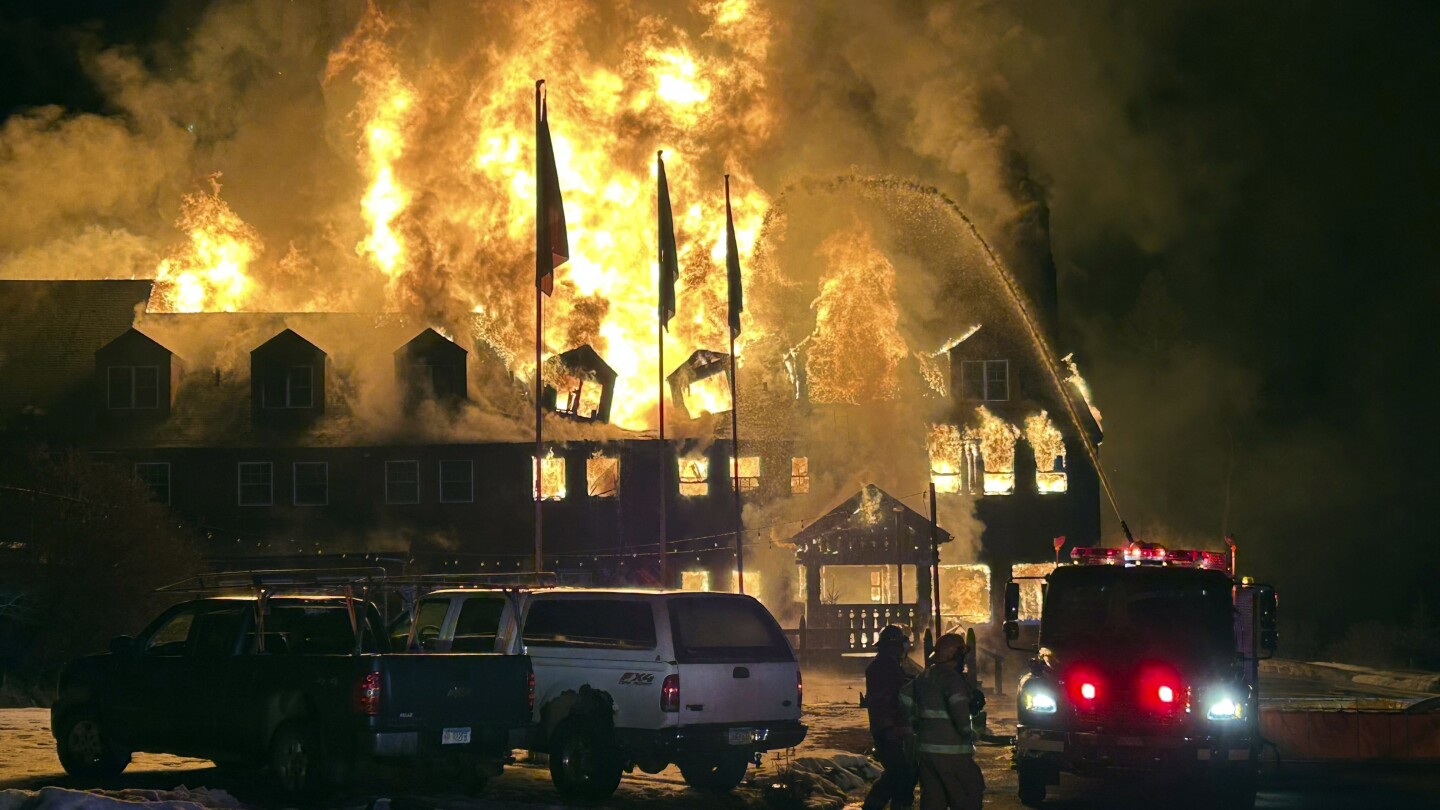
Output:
[{"xmin": 619, "ymin": 672, "xmax": 655, "ymax": 686}]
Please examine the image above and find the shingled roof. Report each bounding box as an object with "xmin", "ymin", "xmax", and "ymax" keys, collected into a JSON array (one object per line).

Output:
[
  {"xmin": 0, "ymin": 280, "xmax": 153, "ymax": 425},
  {"xmin": 792, "ymin": 483, "xmax": 953, "ymax": 563}
]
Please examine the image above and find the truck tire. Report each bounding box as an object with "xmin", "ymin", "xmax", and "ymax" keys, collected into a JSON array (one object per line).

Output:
[
  {"xmin": 269, "ymin": 721, "xmax": 326, "ymax": 800},
  {"xmin": 679, "ymin": 751, "xmax": 750, "ymax": 792},
  {"xmin": 1017, "ymin": 761, "xmax": 1047, "ymax": 807},
  {"xmin": 55, "ymin": 708, "xmax": 131, "ymax": 779},
  {"xmin": 549, "ymin": 719, "xmax": 622, "ymax": 801}
]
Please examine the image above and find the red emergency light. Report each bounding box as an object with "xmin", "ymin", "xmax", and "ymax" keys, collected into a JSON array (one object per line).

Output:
[{"xmin": 1070, "ymin": 543, "xmax": 1232, "ymax": 574}]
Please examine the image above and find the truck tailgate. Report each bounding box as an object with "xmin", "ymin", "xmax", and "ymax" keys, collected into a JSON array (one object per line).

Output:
[{"xmin": 379, "ymin": 653, "xmax": 531, "ymax": 750}]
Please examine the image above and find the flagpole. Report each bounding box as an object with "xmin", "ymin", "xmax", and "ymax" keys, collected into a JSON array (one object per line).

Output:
[
  {"xmin": 657, "ymin": 152, "xmax": 668, "ymax": 588},
  {"xmin": 533, "ymin": 80, "xmax": 545, "ymax": 574},
  {"xmin": 727, "ymin": 175, "xmax": 744, "ymax": 595},
  {"xmin": 658, "ymin": 296, "xmax": 667, "ymax": 586}
]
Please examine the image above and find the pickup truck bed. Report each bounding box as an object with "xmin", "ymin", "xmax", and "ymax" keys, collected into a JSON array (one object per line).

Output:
[{"xmin": 52, "ymin": 596, "xmax": 533, "ymax": 796}]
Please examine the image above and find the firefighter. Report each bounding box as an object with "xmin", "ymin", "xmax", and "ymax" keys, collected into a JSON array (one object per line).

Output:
[
  {"xmin": 862, "ymin": 624, "xmax": 923, "ymax": 810},
  {"xmin": 900, "ymin": 632, "xmax": 985, "ymax": 810}
]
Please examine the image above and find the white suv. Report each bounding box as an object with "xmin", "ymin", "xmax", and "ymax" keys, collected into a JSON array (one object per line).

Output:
[{"xmin": 408, "ymin": 588, "xmax": 806, "ymax": 799}]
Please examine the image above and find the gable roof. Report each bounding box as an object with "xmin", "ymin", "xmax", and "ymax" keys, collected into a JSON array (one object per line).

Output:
[
  {"xmin": 396, "ymin": 327, "xmax": 467, "ymax": 359},
  {"xmin": 792, "ymin": 483, "xmax": 953, "ymax": 562},
  {"xmin": 252, "ymin": 327, "xmax": 326, "ymax": 360},
  {"xmin": 96, "ymin": 327, "xmax": 172, "ymax": 359}
]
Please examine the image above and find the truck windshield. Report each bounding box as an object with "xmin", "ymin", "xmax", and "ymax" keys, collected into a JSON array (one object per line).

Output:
[{"xmin": 1041, "ymin": 568, "xmax": 1233, "ymax": 653}]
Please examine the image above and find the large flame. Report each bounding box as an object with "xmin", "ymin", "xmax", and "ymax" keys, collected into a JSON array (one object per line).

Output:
[
  {"xmin": 965, "ymin": 406, "xmax": 1021, "ymax": 496},
  {"xmin": 316, "ymin": 2, "xmax": 776, "ymax": 430},
  {"xmin": 806, "ymin": 227, "xmax": 909, "ymax": 404},
  {"xmin": 151, "ymin": 176, "xmax": 262, "ymax": 313},
  {"xmin": 1025, "ymin": 410, "xmax": 1068, "ymax": 494}
]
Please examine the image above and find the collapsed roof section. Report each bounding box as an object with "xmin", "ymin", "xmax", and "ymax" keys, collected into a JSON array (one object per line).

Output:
[
  {"xmin": 666, "ymin": 349, "xmax": 732, "ymax": 421},
  {"xmin": 542, "ymin": 344, "xmax": 616, "ymax": 424}
]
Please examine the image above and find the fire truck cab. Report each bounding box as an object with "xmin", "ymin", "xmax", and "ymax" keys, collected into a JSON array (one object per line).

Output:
[{"xmin": 1004, "ymin": 542, "xmax": 1277, "ymax": 809}]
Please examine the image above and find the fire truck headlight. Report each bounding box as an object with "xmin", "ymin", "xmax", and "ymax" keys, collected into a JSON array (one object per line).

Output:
[
  {"xmin": 1023, "ymin": 687, "xmax": 1058, "ymax": 714},
  {"xmin": 1206, "ymin": 695, "xmax": 1244, "ymax": 721}
]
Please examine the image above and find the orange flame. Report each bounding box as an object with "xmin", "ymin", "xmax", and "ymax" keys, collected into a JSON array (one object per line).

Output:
[
  {"xmin": 806, "ymin": 227, "xmax": 909, "ymax": 404},
  {"xmin": 1025, "ymin": 410, "xmax": 1068, "ymax": 494},
  {"xmin": 152, "ymin": 176, "xmax": 262, "ymax": 313},
  {"xmin": 965, "ymin": 406, "xmax": 1021, "ymax": 496}
]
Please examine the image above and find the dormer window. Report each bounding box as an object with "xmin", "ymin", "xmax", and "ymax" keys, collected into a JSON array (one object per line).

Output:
[
  {"xmin": 250, "ymin": 328, "xmax": 326, "ymax": 427},
  {"xmin": 108, "ymin": 366, "xmax": 160, "ymax": 409},
  {"xmin": 263, "ymin": 366, "xmax": 314, "ymax": 409},
  {"xmin": 395, "ymin": 329, "xmax": 468, "ymax": 409},
  {"xmin": 960, "ymin": 359, "xmax": 1009, "ymax": 401}
]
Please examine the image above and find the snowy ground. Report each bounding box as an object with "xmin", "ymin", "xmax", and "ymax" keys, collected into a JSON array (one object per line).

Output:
[{"xmin": 0, "ymin": 669, "xmax": 1021, "ymax": 809}]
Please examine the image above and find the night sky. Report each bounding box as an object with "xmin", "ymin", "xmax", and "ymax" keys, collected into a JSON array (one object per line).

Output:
[{"xmin": 2, "ymin": 0, "xmax": 1437, "ymax": 656}]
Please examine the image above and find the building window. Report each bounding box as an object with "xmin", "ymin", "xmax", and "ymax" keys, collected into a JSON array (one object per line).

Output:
[
  {"xmin": 681, "ymin": 570, "xmax": 712, "ymax": 592},
  {"xmin": 532, "ymin": 452, "xmax": 566, "ymax": 501},
  {"xmin": 264, "ymin": 365, "xmax": 313, "ymax": 409},
  {"xmin": 678, "ymin": 456, "xmax": 709, "ymax": 497},
  {"xmin": 293, "ymin": 462, "xmax": 328, "ymax": 506},
  {"xmin": 413, "ymin": 362, "xmax": 463, "ymax": 400},
  {"xmin": 960, "ymin": 360, "xmax": 1008, "ymax": 401},
  {"xmin": 791, "ymin": 456, "xmax": 810, "ymax": 494},
  {"xmin": 818, "ymin": 565, "xmax": 918, "ymax": 604},
  {"xmin": 729, "ymin": 456, "xmax": 760, "ymax": 492},
  {"xmin": 439, "ymin": 460, "xmax": 473, "ymax": 503},
  {"xmin": 1025, "ymin": 410, "xmax": 1068, "ymax": 494},
  {"xmin": 587, "ymin": 455, "xmax": 619, "ymax": 498},
  {"xmin": 237, "ymin": 462, "xmax": 273, "ymax": 506},
  {"xmin": 385, "ymin": 460, "xmax": 419, "ymax": 504},
  {"xmin": 134, "ymin": 462, "xmax": 170, "ymax": 505},
  {"xmin": 107, "ymin": 366, "xmax": 160, "ymax": 409},
  {"xmin": 1011, "ymin": 563, "xmax": 1056, "ymax": 622},
  {"xmin": 938, "ymin": 563, "xmax": 993, "ymax": 626}
]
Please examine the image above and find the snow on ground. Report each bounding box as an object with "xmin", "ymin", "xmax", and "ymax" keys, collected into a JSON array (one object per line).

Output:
[{"xmin": 0, "ymin": 670, "xmax": 1021, "ymax": 809}]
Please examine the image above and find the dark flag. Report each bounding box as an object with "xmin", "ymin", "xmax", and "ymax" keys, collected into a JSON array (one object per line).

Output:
[
  {"xmin": 725, "ymin": 175, "xmax": 743, "ymax": 337},
  {"xmin": 536, "ymin": 80, "xmax": 569, "ymax": 296},
  {"xmin": 658, "ymin": 151, "xmax": 680, "ymax": 329}
]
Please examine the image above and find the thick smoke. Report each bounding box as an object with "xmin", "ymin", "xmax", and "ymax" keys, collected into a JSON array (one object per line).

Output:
[{"xmin": 6, "ymin": 1, "xmax": 1426, "ymax": 649}]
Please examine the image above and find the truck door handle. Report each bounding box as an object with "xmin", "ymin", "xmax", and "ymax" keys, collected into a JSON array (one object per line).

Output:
[
  {"xmin": 687, "ymin": 704, "xmax": 704, "ymax": 711},
  {"xmin": 733, "ymin": 667, "xmax": 750, "ymax": 678}
]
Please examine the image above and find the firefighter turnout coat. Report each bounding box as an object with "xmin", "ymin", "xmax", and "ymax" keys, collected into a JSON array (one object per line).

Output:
[{"xmin": 899, "ymin": 663, "xmax": 976, "ymax": 755}]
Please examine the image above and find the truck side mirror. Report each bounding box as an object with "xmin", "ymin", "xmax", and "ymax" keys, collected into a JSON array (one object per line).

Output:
[
  {"xmin": 1004, "ymin": 581, "xmax": 1020, "ymax": 623},
  {"xmin": 109, "ymin": 636, "xmax": 135, "ymax": 657}
]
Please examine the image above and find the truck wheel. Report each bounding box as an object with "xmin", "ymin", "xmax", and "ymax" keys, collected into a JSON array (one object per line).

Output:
[
  {"xmin": 269, "ymin": 721, "xmax": 326, "ymax": 800},
  {"xmin": 679, "ymin": 751, "xmax": 750, "ymax": 792},
  {"xmin": 549, "ymin": 720, "xmax": 622, "ymax": 801},
  {"xmin": 1017, "ymin": 761, "xmax": 1047, "ymax": 807},
  {"xmin": 55, "ymin": 709, "xmax": 131, "ymax": 779}
]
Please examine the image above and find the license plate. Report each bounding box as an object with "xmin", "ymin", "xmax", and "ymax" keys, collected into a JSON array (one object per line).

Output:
[
  {"xmin": 1117, "ymin": 736, "xmax": 1143, "ymax": 747},
  {"xmin": 727, "ymin": 727, "xmax": 756, "ymax": 745},
  {"xmin": 441, "ymin": 727, "xmax": 471, "ymax": 745}
]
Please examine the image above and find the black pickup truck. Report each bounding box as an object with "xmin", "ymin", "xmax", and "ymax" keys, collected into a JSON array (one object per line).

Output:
[{"xmin": 51, "ymin": 595, "xmax": 534, "ymax": 796}]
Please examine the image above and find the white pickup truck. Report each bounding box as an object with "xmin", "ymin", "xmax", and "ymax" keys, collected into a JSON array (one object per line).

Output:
[{"xmin": 407, "ymin": 588, "xmax": 806, "ymax": 799}]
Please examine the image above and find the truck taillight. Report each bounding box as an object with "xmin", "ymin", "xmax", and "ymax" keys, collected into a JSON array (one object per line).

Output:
[
  {"xmin": 527, "ymin": 670, "xmax": 536, "ymax": 713},
  {"xmin": 1079, "ymin": 682, "xmax": 1097, "ymax": 701},
  {"xmin": 797, "ymin": 670, "xmax": 803, "ymax": 710},
  {"xmin": 1157, "ymin": 685, "xmax": 1175, "ymax": 704},
  {"xmin": 661, "ymin": 674, "xmax": 680, "ymax": 713},
  {"xmin": 353, "ymin": 671, "xmax": 382, "ymax": 716}
]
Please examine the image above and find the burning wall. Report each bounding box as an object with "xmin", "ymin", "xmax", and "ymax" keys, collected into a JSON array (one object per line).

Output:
[{"xmin": 0, "ymin": 0, "xmax": 1121, "ymax": 611}]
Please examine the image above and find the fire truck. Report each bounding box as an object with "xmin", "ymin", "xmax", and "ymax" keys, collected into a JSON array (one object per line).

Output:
[{"xmin": 1003, "ymin": 541, "xmax": 1277, "ymax": 809}]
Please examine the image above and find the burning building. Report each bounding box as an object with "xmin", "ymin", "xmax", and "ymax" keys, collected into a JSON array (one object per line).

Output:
[{"xmin": 0, "ymin": 1, "xmax": 1102, "ymax": 639}]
